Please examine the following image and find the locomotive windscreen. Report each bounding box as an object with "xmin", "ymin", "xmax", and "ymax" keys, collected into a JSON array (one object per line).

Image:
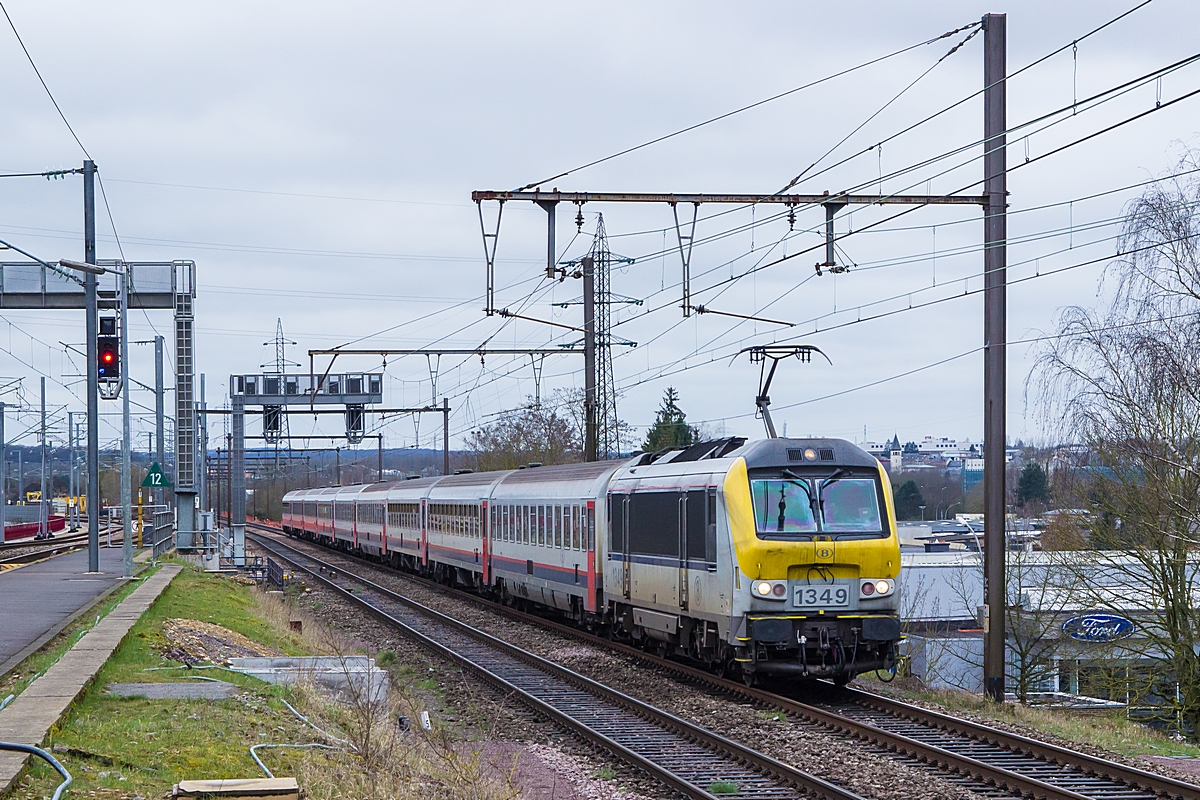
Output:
[{"xmin": 751, "ymin": 476, "xmax": 883, "ymax": 539}]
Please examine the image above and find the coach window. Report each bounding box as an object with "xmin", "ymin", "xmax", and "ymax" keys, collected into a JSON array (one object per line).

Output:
[
  {"xmin": 587, "ymin": 505, "xmax": 596, "ymax": 550},
  {"xmin": 552, "ymin": 506, "xmax": 561, "ymax": 548},
  {"xmin": 571, "ymin": 506, "xmax": 580, "ymax": 550}
]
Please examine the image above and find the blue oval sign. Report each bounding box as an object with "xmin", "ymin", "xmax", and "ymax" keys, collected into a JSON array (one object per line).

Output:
[{"xmin": 1062, "ymin": 613, "xmax": 1135, "ymax": 642}]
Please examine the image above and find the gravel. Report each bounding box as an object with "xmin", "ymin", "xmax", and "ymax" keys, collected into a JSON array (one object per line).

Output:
[
  {"xmin": 263, "ymin": 535, "xmax": 986, "ymax": 800},
  {"xmin": 252, "ymin": 543, "xmax": 676, "ymax": 800}
]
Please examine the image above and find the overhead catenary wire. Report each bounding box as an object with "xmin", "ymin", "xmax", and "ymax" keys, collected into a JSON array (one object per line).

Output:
[
  {"xmin": 600, "ymin": 0, "xmax": 1159, "ymax": 244},
  {"xmin": 612, "ymin": 225, "xmax": 1200, "ymax": 394},
  {"xmin": 512, "ymin": 19, "xmax": 983, "ymax": 192},
  {"xmin": 606, "ymin": 62, "xmax": 1200, "ymax": 338}
]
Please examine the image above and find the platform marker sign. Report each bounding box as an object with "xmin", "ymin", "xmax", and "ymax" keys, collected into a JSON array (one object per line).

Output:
[{"xmin": 141, "ymin": 462, "xmax": 171, "ymax": 489}]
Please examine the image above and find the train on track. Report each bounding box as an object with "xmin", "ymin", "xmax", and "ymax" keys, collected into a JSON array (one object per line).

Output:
[{"xmin": 281, "ymin": 436, "xmax": 901, "ymax": 685}]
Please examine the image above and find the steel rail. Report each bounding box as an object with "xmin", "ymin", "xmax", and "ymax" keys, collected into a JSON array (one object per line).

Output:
[
  {"xmin": 250, "ymin": 524, "xmax": 1200, "ymax": 800},
  {"xmin": 0, "ymin": 544, "xmax": 85, "ymax": 567},
  {"xmin": 0, "ymin": 531, "xmax": 89, "ymax": 551},
  {"xmin": 249, "ymin": 531, "xmax": 865, "ymax": 800},
  {"xmin": 836, "ymin": 687, "xmax": 1198, "ymax": 800}
]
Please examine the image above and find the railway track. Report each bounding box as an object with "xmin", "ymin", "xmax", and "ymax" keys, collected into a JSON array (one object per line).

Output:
[
  {"xmin": 249, "ymin": 531, "xmax": 867, "ymax": 800},
  {"xmin": 0, "ymin": 530, "xmax": 89, "ymax": 552},
  {"xmin": 247, "ymin": 523, "xmax": 1200, "ymax": 800},
  {"xmin": 0, "ymin": 531, "xmax": 93, "ymax": 567}
]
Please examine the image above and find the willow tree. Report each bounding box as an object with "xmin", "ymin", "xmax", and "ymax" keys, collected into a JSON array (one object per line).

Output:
[{"xmin": 1033, "ymin": 152, "xmax": 1200, "ymax": 729}]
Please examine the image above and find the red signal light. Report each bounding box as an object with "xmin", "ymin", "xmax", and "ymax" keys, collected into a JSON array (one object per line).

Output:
[{"xmin": 103, "ymin": 353, "xmax": 114, "ymax": 362}]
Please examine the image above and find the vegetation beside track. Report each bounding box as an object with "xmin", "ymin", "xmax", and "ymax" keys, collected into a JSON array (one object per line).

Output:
[
  {"xmin": 8, "ymin": 561, "xmax": 524, "ymax": 800},
  {"xmin": 863, "ymin": 677, "xmax": 1200, "ymax": 760}
]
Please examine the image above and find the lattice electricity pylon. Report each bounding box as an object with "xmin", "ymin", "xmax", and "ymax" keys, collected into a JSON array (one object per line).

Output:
[
  {"xmin": 261, "ymin": 318, "xmax": 299, "ymax": 458},
  {"xmin": 739, "ymin": 345, "xmax": 831, "ymax": 439},
  {"xmin": 556, "ymin": 215, "xmax": 637, "ymax": 458},
  {"xmin": 591, "ymin": 216, "xmax": 621, "ymax": 458}
]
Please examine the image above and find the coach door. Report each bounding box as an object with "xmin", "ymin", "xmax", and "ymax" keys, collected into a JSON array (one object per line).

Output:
[
  {"xmin": 620, "ymin": 495, "xmax": 631, "ymax": 600},
  {"xmin": 420, "ymin": 499, "xmax": 428, "ymax": 565},
  {"xmin": 677, "ymin": 492, "xmax": 688, "ymax": 611},
  {"xmin": 481, "ymin": 500, "xmax": 490, "ymax": 584}
]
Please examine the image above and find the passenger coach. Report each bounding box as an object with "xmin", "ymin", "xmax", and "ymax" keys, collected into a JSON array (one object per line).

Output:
[{"xmin": 282, "ymin": 436, "xmax": 901, "ymax": 685}]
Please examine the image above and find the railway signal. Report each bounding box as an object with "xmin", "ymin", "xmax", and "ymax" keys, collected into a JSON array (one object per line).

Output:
[{"xmin": 97, "ymin": 338, "xmax": 119, "ymax": 379}]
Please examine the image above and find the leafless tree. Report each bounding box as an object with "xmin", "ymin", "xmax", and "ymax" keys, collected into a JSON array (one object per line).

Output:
[
  {"xmin": 466, "ymin": 389, "xmax": 583, "ymax": 471},
  {"xmin": 1032, "ymin": 149, "xmax": 1200, "ymax": 731}
]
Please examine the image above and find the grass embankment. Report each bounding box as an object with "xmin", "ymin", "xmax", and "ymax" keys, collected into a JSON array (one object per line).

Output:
[
  {"xmin": 871, "ymin": 678, "xmax": 1200, "ymax": 760},
  {"xmin": 11, "ymin": 563, "xmax": 315, "ymax": 799},
  {"xmin": 11, "ymin": 562, "xmax": 518, "ymax": 800}
]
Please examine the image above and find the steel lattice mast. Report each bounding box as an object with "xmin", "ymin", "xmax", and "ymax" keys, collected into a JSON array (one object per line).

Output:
[
  {"xmin": 587, "ymin": 215, "xmax": 634, "ymax": 458},
  {"xmin": 263, "ymin": 318, "xmax": 297, "ymax": 465}
]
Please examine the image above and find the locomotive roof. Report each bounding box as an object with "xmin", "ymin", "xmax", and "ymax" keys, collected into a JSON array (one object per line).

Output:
[{"xmin": 739, "ymin": 437, "xmax": 879, "ymax": 470}]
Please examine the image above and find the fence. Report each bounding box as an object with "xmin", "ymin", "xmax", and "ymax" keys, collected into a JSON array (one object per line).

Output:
[{"xmin": 151, "ymin": 510, "xmax": 175, "ymax": 558}]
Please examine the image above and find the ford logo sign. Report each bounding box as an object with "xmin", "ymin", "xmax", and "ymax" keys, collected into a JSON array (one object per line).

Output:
[{"xmin": 1062, "ymin": 613, "xmax": 1135, "ymax": 643}]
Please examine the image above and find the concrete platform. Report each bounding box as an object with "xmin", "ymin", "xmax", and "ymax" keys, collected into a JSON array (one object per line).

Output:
[
  {"xmin": 0, "ymin": 545, "xmax": 147, "ymax": 678},
  {"xmin": 0, "ymin": 564, "xmax": 182, "ymax": 792}
]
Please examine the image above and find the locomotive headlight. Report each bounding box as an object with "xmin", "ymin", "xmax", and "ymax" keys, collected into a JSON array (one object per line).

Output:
[
  {"xmin": 754, "ymin": 581, "xmax": 773, "ymax": 597},
  {"xmin": 861, "ymin": 579, "xmax": 894, "ymax": 598},
  {"xmin": 804, "ymin": 448, "xmax": 817, "ymax": 461}
]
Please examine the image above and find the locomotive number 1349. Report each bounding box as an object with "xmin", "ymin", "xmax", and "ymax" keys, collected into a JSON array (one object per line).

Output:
[{"xmin": 794, "ymin": 586, "xmax": 849, "ymax": 607}]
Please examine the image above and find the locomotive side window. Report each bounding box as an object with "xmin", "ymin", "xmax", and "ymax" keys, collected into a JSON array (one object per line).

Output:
[
  {"xmin": 608, "ymin": 495, "xmax": 624, "ymax": 553},
  {"xmin": 686, "ymin": 491, "xmax": 706, "ymax": 563},
  {"xmin": 628, "ymin": 492, "xmax": 680, "ymax": 557},
  {"xmin": 706, "ymin": 489, "xmax": 718, "ymax": 565}
]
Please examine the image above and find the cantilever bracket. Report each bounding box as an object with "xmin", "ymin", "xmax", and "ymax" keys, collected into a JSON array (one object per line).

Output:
[
  {"xmin": 477, "ymin": 200, "xmax": 505, "ymax": 315},
  {"xmin": 671, "ymin": 202, "xmax": 699, "ymax": 317},
  {"xmin": 815, "ymin": 201, "xmax": 848, "ymax": 276},
  {"xmin": 738, "ymin": 345, "xmax": 831, "ymax": 439}
]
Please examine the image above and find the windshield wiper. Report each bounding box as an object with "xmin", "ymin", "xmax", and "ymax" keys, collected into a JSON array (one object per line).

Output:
[
  {"xmin": 781, "ymin": 469, "xmax": 817, "ymax": 517},
  {"xmin": 819, "ymin": 468, "xmax": 846, "ymax": 490}
]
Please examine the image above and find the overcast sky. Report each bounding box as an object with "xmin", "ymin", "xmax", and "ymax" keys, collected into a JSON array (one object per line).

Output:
[{"xmin": 0, "ymin": 1, "xmax": 1196, "ymax": 455}]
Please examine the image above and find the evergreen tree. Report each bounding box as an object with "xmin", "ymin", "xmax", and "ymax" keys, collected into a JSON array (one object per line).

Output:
[
  {"xmin": 893, "ymin": 480, "xmax": 925, "ymax": 520},
  {"xmin": 642, "ymin": 387, "xmax": 698, "ymax": 452},
  {"xmin": 1016, "ymin": 462, "xmax": 1051, "ymax": 507}
]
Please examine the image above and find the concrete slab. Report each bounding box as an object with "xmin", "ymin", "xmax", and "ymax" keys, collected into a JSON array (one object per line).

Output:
[
  {"xmin": 0, "ymin": 544, "xmax": 139, "ymax": 676},
  {"xmin": 0, "ymin": 564, "xmax": 181, "ymax": 794},
  {"xmin": 106, "ymin": 680, "xmax": 239, "ymax": 700}
]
